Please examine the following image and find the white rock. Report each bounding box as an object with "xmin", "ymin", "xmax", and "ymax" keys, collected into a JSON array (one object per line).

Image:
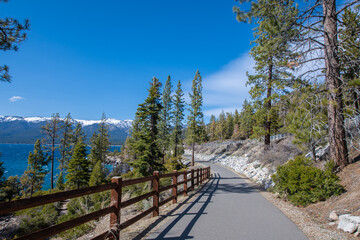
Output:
[
  {"xmin": 329, "ymin": 211, "xmax": 339, "ymax": 221},
  {"xmin": 343, "ymin": 223, "xmax": 358, "ymax": 234},
  {"xmin": 328, "ymin": 222, "xmax": 336, "ymax": 226},
  {"xmin": 338, "ymin": 214, "xmax": 351, "ymax": 230},
  {"xmin": 348, "ymin": 216, "xmax": 360, "ymax": 224}
]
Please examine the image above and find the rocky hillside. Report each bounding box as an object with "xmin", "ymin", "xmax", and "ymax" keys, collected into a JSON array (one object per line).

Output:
[{"xmin": 187, "ymin": 136, "xmax": 302, "ymax": 189}]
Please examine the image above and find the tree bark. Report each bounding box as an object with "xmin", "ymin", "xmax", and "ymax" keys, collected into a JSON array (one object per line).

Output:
[
  {"xmin": 323, "ymin": 0, "xmax": 349, "ymax": 169},
  {"xmin": 265, "ymin": 64, "xmax": 273, "ymax": 146}
]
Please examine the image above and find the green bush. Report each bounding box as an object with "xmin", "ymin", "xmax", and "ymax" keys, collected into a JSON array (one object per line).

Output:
[
  {"xmin": 16, "ymin": 203, "xmax": 59, "ymax": 237},
  {"xmin": 57, "ymin": 191, "xmax": 111, "ymax": 239},
  {"xmin": 271, "ymin": 156, "xmax": 344, "ymax": 206}
]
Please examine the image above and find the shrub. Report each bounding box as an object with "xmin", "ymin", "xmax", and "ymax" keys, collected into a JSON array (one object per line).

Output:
[
  {"xmin": 57, "ymin": 191, "xmax": 111, "ymax": 239},
  {"xmin": 271, "ymin": 156, "xmax": 344, "ymax": 206},
  {"xmin": 16, "ymin": 203, "xmax": 59, "ymax": 237},
  {"xmin": 164, "ymin": 156, "xmax": 185, "ymax": 172}
]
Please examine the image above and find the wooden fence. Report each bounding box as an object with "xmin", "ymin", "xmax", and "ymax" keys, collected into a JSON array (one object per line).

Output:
[{"xmin": 0, "ymin": 166, "xmax": 211, "ymax": 240}]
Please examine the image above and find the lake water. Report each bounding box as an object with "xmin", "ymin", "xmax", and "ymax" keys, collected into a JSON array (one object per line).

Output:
[{"xmin": 0, "ymin": 143, "xmax": 121, "ymax": 190}]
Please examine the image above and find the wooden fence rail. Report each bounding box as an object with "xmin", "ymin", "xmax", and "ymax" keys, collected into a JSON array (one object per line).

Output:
[{"xmin": 0, "ymin": 166, "xmax": 211, "ymax": 240}]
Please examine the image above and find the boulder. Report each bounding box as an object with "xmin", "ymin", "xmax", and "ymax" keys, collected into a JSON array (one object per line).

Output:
[
  {"xmin": 329, "ymin": 211, "xmax": 339, "ymax": 221},
  {"xmin": 343, "ymin": 223, "xmax": 358, "ymax": 234}
]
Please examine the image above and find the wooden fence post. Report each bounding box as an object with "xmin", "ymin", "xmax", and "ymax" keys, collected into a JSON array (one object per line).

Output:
[
  {"xmin": 200, "ymin": 168, "xmax": 203, "ymax": 185},
  {"xmin": 153, "ymin": 171, "xmax": 159, "ymax": 217},
  {"xmin": 172, "ymin": 170, "xmax": 178, "ymax": 204},
  {"xmin": 197, "ymin": 169, "xmax": 199, "ymax": 186},
  {"xmin": 191, "ymin": 169, "xmax": 194, "ymax": 189},
  {"xmin": 110, "ymin": 177, "xmax": 122, "ymax": 240},
  {"xmin": 183, "ymin": 170, "xmax": 188, "ymax": 197},
  {"xmin": 208, "ymin": 167, "xmax": 210, "ymax": 179}
]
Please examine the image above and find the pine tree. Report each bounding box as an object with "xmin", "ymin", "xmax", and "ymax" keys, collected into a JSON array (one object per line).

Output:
[
  {"xmin": 58, "ymin": 113, "xmax": 74, "ymax": 188},
  {"xmin": 129, "ymin": 77, "xmax": 164, "ymax": 176},
  {"xmin": 20, "ymin": 140, "xmax": 49, "ymax": 197},
  {"xmin": 225, "ymin": 113, "xmax": 234, "ymax": 139},
  {"xmin": 158, "ymin": 76, "xmax": 173, "ymax": 162},
  {"xmin": 41, "ymin": 113, "xmax": 62, "ymax": 189},
  {"xmin": 339, "ymin": 8, "xmax": 360, "ymax": 112},
  {"xmin": 287, "ymin": 85, "xmax": 328, "ymax": 161},
  {"xmin": 0, "ymin": 0, "xmax": 29, "ymax": 82},
  {"xmin": 239, "ymin": 100, "xmax": 254, "ymax": 139},
  {"xmin": 89, "ymin": 160, "xmax": 106, "ymax": 186},
  {"xmin": 72, "ymin": 122, "xmax": 86, "ymax": 145},
  {"xmin": 234, "ymin": 0, "xmax": 299, "ymax": 146},
  {"xmin": 209, "ymin": 115, "xmax": 216, "ymax": 141},
  {"xmin": 89, "ymin": 113, "xmax": 110, "ymax": 166},
  {"xmin": 171, "ymin": 80, "xmax": 185, "ymax": 157},
  {"xmin": 232, "ymin": 110, "xmax": 241, "ymax": 139},
  {"xmin": 215, "ymin": 111, "xmax": 226, "ymax": 140},
  {"xmin": 66, "ymin": 139, "xmax": 91, "ymax": 189},
  {"xmin": 186, "ymin": 70, "xmax": 204, "ymax": 166}
]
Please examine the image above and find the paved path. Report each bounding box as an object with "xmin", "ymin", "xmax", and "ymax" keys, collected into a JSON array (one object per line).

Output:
[{"xmin": 144, "ymin": 161, "xmax": 308, "ymax": 240}]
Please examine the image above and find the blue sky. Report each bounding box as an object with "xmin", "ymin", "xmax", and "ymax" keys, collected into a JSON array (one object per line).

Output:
[{"xmin": 1, "ymin": 0, "xmax": 254, "ymax": 122}]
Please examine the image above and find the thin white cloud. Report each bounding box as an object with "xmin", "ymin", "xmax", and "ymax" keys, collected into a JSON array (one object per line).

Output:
[
  {"xmin": 202, "ymin": 53, "xmax": 254, "ymax": 117},
  {"xmin": 9, "ymin": 96, "xmax": 24, "ymax": 102}
]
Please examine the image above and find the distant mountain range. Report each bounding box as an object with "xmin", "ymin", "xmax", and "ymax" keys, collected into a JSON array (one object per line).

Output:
[{"xmin": 0, "ymin": 116, "xmax": 133, "ymax": 145}]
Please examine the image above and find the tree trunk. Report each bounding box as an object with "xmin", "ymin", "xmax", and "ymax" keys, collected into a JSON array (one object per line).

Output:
[
  {"xmin": 265, "ymin": 64, "xmax": 273, "ymax": 146},
  {"xmin": 323, "ymin": 0, "xmax": 349, "ymax": 169},
  {"xmin": 191, "ymin": 143, "xmax": 195, "ymax": 167}
]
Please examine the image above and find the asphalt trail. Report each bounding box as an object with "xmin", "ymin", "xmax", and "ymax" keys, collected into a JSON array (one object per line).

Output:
[{"xmin": 144, "ymin": 161, "xmax": 308, "ymax": 240}]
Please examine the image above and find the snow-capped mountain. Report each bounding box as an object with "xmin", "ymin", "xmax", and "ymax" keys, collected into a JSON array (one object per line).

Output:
[{"xmin": 0, "ymin": 116, "xmax": 133, "ymax": 145}]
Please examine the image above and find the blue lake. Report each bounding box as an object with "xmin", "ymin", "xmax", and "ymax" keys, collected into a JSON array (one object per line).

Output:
[{"xmin": 0, "ymin": 143, "xmax": 121, "ymax": 190}]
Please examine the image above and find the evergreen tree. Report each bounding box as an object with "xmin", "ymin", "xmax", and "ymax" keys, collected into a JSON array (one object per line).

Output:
[
  {"xmin": 232, "ymin": 110, "xmax": 241, "ymax": 139},
  {"xmin": 339, "ymin": 8, "xmax": 360, "ymax": 112},
  {"xmin": 1, "ymin": 176, "xmax": 21, "ymax": 201},
  {"xmin": 72, "ymin": 122, "xmax": 86, "ymax": 145},
  {"xmin": 186, "ymin": 70, "xmax": 204, "ymax": 166},
  {"xmin": 171, "ymin": 80, "xmax": 185, "ymax": 157},
  {"xmin": 129, "ymin": 77, "xmax": 164, "ymax": 176},
  {"xmin": 89, "ymin": 113, "xmax": 110, "ymax": 166},
  {"xmin": 287, "ymin": 85, "xmax": 328, "ymax": 161},
  {"xmin": 0, "ymin": 0, "xmax": 29, "ymax": 82},
  {"xmin": 209, "ymin": 115, "xmax": 217, "ymax": 141},
  {"xmin": 158, "ymin": 76, "xmax": 173, "ymax": 162},
  {"xmin": 41, "ymin": 113, "xmax": 62, "ymax": 189},
  {"xmin": 234, "ymin": 0, "xmax": 299, "ymax": 146},
  {"xmin": 215, "ymin": 111, "xmax": 226, "ymax": 140},
  {"xmin": 66, "ymin": 139, "xmax": 91, "ymax": 189},
  {"xmin": 58, "ymin": 113, "xmax": 74, "ymax": 188},
  {"xmin": 225, "ymin": 113, "xmax": 234, "ymax": 139},
  {"xmin": 89, "ymin": 160, "xmax": 106, "ymax": 186},
  {"xmin": 239, "ymin": 100, "xmax": 254, "ymax": 139},
  {"xmin": 20, "ymin": 140, "xmax": 49, "ymax": 197}
]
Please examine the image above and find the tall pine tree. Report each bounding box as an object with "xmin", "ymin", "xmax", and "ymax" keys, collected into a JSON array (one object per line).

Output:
[
  {"xmin": 158, "ymin": 76, "xmax": 173, "ymax": 162},
  {"xmin": 66, "ymin": 139, "xmax": 91, "ymax": 189},
  {"xmin": 89, "ymin": 113, "xmax": 110, "ymax": 166},
  {"xmin": 186, "ymin": 70, "xmax": 204, "ymax": 166},
  {"xmin": 41, "ymin": 113, "xmax": 62, "ymax": 189},
  {"xmin": 128, "ymin": 77, "xmax": 164, "ymax": 176},
  {"xmin": 234, "ymin": 0, "xmax": 299, "ymax": 146},
  {"xmin": 20, "ymin": 140, "xmax": 49, "ymax": 197},
  {"xmin": 171, "ymin": 80, "xmax": 185, "ymax": 157}
]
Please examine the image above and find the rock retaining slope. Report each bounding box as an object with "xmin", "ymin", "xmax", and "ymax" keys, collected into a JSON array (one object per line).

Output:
[{"xmin": 185, "ymin": 150, "xmax": 275, "ymax": 189}]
